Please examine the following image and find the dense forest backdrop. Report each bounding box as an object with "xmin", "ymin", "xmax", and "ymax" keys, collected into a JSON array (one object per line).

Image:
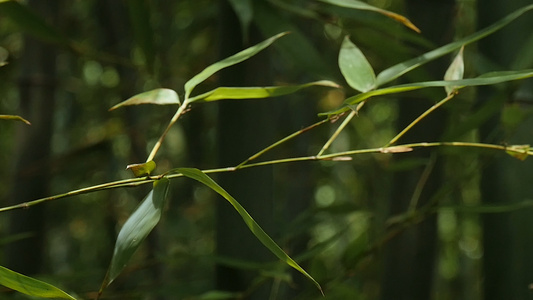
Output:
[{"xmin": 1, "ymin": 0, "xmax": 533, "ymax": 299}]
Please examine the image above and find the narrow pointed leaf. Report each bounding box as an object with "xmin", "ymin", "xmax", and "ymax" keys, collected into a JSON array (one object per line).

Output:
[
  {"xmin": 0, "ymin": 265, "xmax": 76, "ymax": 299},
  {"xmin": 177, "ymin": 168, "xmax": 323, "ymax": 294},
  {"xmin": 0, "ymin": 114, "xmax": 31, "ymax": 125},
  {"xmin": 318, "ymin": 0, "xmax": 420, "ymax": 33},
  {"xmin": 321, "ymin": 69, "xmax": 533, "ymax": 116},
  {"xmin": 184, "ymin": 32, "xmax": 288, "ymax": 98},
  {"xmin": 189, "ymin": 80, "xmax": 340, "ymax": 102},
  {"xmin": 109, "ymin": 88, "xmax": 180, "ymax": 111},
  {"xmin": 376, "ymin": 4, "xmax": 533, "ymax": 86},
  {"xmin": 444, "ymin": 46, "xmax": 464, "ymax": 95},
  {"xmin": 105, "ymin": 177, "xmax": 169, "ymax": 287},
  {"xmin": 339, "ymin": 36, "xmax": 376, "ymax": 93}
]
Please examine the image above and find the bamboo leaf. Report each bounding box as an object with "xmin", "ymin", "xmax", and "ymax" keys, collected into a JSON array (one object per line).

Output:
[
  {"xmin": 109, "ymin": 88, "xmax": 180, "ymax": 111},
  {"xmin": 376, "ymin": 4, "xmax": 533, "ymax": 86},
  {"xmin": 0, "ymin": 114, "xmax": 31, "ymax": 125},
  {"xmin": 126, "ymin": 160, "xmax": 156, "ymax": 177},
  {"xmin": 321, "ymin": 69, "xmax": 533, "ymax": 116},
  {"xmin": 189, "ymin": 80, "xmax": 339, "ymax": 102},
  {"xmin": 318, "ymin": 0, "xmax": 420, "ymax": 33},
  {"xmin": 0, "ymin": 265, "xmax": 76, "ymax": 299},
  {"xmin": 505, "ymin": 144, "xmax": 531, "ymax": 161},
  {"xmin": 444, "ymin": 46, "xmax": 464, "ymax": 95},
  {"xmin": 339, "ymin": 36, "xmax": 376, "ymax": 93},
  {"xmin": 184, "ymin": 32, "xmax": 288, "ymax": 99},
  {"xmin": 103, "ymin": 177, "xmax": 170, "ymax": 287},
  {"xmin": 177, "ymin": 168, "xmax": 323, "ymax": 295}
]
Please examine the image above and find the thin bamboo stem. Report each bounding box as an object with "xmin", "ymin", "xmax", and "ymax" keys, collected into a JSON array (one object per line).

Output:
[{"xmin": 1, "ymin": 141, "xmax": 530, "ymax": 213}]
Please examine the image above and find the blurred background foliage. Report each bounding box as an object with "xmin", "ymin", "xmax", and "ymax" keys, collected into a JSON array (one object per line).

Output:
[{"xmin": 1, "ymin": 0, "xmax": 533, "ymax": 299}]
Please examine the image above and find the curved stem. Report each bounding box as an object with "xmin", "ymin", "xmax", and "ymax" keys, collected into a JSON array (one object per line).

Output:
[{"xmin": 1, "ymin": 141, "xmax": 530, "ymax": 212}]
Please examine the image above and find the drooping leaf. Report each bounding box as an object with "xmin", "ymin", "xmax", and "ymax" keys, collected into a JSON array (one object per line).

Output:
[
  {"xmin": 0, "ymin": 265, "xmax": 76, "ymax": 299},
  {"xmin": 338, "ymin": 36, "xmax": 376, "ymax": 93},
  {"xmin": 109, "ymin": 88, "xmax": 180, "ymax": 111},
  {"xmin": 376, "ymin": 4, "xmax": 533, "ymax": 86},
  {"xmin": 0, "ymin": 0, "xmax": 70, "ymax": 46},
  {"xmin": 126, "ymin": 160, "xmax": 156, "ymax": 177},
  {"xmin": 189, "ymin": 80, "xmax": 340, "ymax": 102},
  {"xmin": 0, "ymin": 114, "xmax": 31, "ymax": 125},
  {"xmin": 318, "ymin": 0, "xmax": 420, "ymax": 33},
  {"xmin": 103, "ymin": 177, "xmax": 169, "ymax": 287},
  {"xmin": 184, "ymin": 32, "xmax": 288, "ymax": 99},
  {"xmin": 444, "ymin": 46, "xmax": 464, "ymax": 95},
  {"xmin": 176, "ymin": 168, "xmax": 323, "ymax": 294},
  {"xmin": 321, "ymin": 68, "xmax": 533, "ymax": 116}
]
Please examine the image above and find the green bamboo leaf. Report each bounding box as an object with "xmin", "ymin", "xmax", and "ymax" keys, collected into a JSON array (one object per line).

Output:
[
  {"xmin": 104, "ymin": 177, "xmax": 169, "ymax": 287},
  {"xmin": 0, "ymin": 0, "xmax": 70, "ymax": 46},
  {"xmin": 109, "ymin": 88, "xmax": 180, "ymax": 111},
  {"xmin": 321, "ymin": 69, "xmax": 533, "ymax": 116},
  {"xmin": 189, "ymin": 80, "xmax": 340, "ymax": 102},
  {"xmin": 505, "ymin": 144, "xmax": 531, "ymax": 161},
  {"xmin": 376, "ymin": 4, "xmax": 533, "ymax": 86},
  {"xmin": 444, "ymin": 46, "xmax": 464, "ymax": 95},
  {"xmin": 0, "ymin": 265, "xmax": 76, "ymax": 299},
  {"xmin": 177, "ymin": 168, "xmax": 323, "ymax": 295},
  {"xmin": 184, "ymin": 32, "xmax": 289, "ymax": 99},
  {"xmin": 0, "ymin": 114, "xmax": 31, "ymax": 125},
  {"xmin": 339, "ymin": 36, "xmax": 376, "ymax": 93},
  {"xmin": 318, "ymin": 0, "xmax": 420, "ymax": 33},
  {"xmin": 126, "ymin": 160, "xmax": 156, "ymax": 177}
]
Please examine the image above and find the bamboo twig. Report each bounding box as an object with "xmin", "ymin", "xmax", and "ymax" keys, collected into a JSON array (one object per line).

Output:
[{"xmin": 1, "ymin": 141, "xmax": 529, "ymax": 213}]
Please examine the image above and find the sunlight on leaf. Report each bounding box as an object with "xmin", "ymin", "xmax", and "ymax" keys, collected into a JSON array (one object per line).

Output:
[
  {"xmin": 338, "ymin": 36, "xmax": 376, "ymax": 93},
  {"xmin": 189, "ymin": 80, "xmax": 340, "ymax": 102},
  {"xmin": 126, "ymin": 160, "xmax": 156, "ymax": 177},
  {"xmin": 380, "ymin": 146, "xmax": 413, "ymax": 153},
  {"xmin": 0, "ymin": 114, "xmax": 31, "ymax": 125},
  {"xmin": 184, "ymin": 32, "xmax": 289, "ymax": 99},
  {"xmin": 444, "ymin": 46, "xmax": 464, "ymax": 95},
  {"xmin": 109, "ymin": 88, "xmax": 180, "ymax": 111},
  {"xmin": 318, "ymin": 0, "xmax": 420, "ymax": 33},
  {"xmin": 102, "ymin": 177, "xmax": 169, "ymax": 289},
  {"xmin": 505, "ymin": 144, "xmax": 530, "ymax": 161},
  {"xmin": 376, "ymin": 4, "xmax": 533, "ymax": 86},
  {"xmin": 321, "ymin": 69, "xmax": 533, "ymax": 116},
  {"xmin": 0, "ymin": 265, "xmax": 76, "ymax": 299},
  {"xmin": 177, "ymin": 168, "xmax": 324, "ymax": 295}
]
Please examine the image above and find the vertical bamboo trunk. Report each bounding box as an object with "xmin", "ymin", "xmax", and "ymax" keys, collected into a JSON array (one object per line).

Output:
[
  {"xmin": 4, "ymin": 0, "xmax": 58, "ymax": 275},
  {"xmin": 381, "ymin": 1, "xmax": 454, "ymax": 299},
  {"xmin": 215, "ymin": 1, "xmax": 277, "ymax": 298},
  {"xmin": 478, "ymin": 0, "xmax": 533, "ymax": 299}
]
